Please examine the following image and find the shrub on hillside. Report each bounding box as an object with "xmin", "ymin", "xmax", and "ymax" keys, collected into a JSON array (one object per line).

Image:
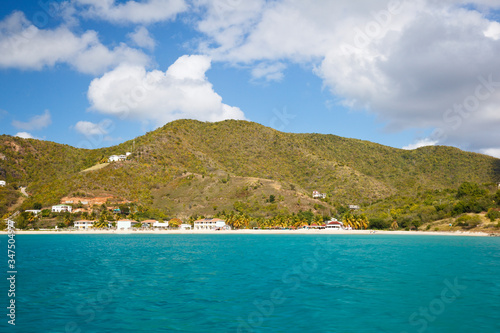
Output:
[{"xmin": 455, "ymin": 215, "xmax": 481, "ymax": 229}]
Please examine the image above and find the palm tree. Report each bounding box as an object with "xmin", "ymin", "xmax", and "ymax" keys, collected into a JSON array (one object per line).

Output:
[{"xmin": 391, "ymin": 221, "xmax": 399, "ymax": 230}]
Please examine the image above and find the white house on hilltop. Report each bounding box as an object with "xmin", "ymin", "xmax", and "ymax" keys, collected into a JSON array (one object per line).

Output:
[
  {"xmin": 52, "ymin": 204, "xmax": 72, "ymax": 213},
  {"xmin": 108, "ymin": 152, "xmax": 131, "ymax": 162},
  {"xmin": 0, "ymin": 180, "xmax": 6, "ymax": 187},
  {"xmin": 312, "ymin": 190, "xmax": 326, "ymax": 199}
]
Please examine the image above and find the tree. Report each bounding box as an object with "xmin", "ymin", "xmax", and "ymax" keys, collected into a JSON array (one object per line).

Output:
[
  {"xmin": 169, "ymin": 218, "xmax": 182, "ymax": 228},
  {"xmin": 33, "ymin": 202, "xmax": 42, "ymax": 210},
  {"xmin": 391, "ymin": 221, "xmax": 399, "ymax": 230}
]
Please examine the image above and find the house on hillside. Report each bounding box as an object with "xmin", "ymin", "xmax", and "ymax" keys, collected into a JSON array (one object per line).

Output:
[
  {"xmin": 312, "ymin": 190, "xmax": 326, "ymax": 199},
  {"xmin": 74, "ymin": 220, "xmax": 95, "ymax": 230},
  {"xmin": 52, "ymin": 204, "xmax": 72, "ymax": 213},
  {"xmin": 116, "ymin": 219, "xmax": 139, "ymax": 229},
  {"xmin": 349, "ymin": 205, "xmax": 360, "ymax": 210},
  {"xmin": 25, "ymin": 209, "xmax": 42, "ymax": 215},
  {"xmin": 108, "ymin": 152, "xmax": 131, "ymax": 162},
  {"xmin": 193, "ymin": 218, "xmax": 228, "ymax": 230},
  {"xmin": 0, "ymin": 180, "xmax": 6, "ymax": 187}
]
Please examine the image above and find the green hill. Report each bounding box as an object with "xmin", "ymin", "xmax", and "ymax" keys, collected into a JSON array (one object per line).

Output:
[{"xmin": 1, "ymin": 119, "xmax": 499, "ymax": 220}]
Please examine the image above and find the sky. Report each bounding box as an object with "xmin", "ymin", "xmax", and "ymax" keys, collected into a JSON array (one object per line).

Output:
[{"xmin": 1, "ymin": 0, "xmax": 500, "ymax": 158}]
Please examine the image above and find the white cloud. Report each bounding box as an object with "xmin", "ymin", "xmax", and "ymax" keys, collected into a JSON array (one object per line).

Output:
[
  {"xmin": 74, "ymin": 120, "xmax": 112, "ymax": 135},
  {"xmin": 251, "ymin": 62, "xmax": 286, "ymax": 82},
  {"xmin": 87, "ymin": 55, "xmax": 246, "ymax": 124},
  {"xmin": 12, "ymin": 110, "xmax": 51, "ymax": 130},
  {"xmin": 403, "ymin": 138, "xmax": 438, "ymax": 150},
  {"xmin": 76, "ymin": 0, "xmax": 188, "ymax": 24},
  {"xmin": 0, "ymin": 11, "xmax": 150, "ymax": 75},
  {"xmin": 15, "ymin": 132, "xmax": 35, "ymax": 139},
  {"xmin": 480, "ymin": 148, "xmax": 500, "ymax": 159},
  {"xmin": 194, "ymin": 0, "xmax": 500, "ymax": 155},
  {"xmin": 127, "ymin": 26, "xmax": 156, "ymax": 50}
]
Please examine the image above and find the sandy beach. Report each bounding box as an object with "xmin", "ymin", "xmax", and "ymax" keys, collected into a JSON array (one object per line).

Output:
[{"xmin": 3, "ymin": 229, "xmax": 494, "ymax": 236}]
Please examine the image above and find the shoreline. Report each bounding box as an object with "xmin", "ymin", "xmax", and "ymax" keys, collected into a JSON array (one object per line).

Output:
[{"xmin": 1, "ymin": 229, "xmax": 495, "ymax": 237}]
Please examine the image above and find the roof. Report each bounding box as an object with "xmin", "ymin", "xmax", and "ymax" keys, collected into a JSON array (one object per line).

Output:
[
  {"xmin": 194, "ymin": 218, "xmax": 225, "ymax": 222},
  {"xmin": 141, "ymin": 219, "xmax": 158, "ymax": 223}
]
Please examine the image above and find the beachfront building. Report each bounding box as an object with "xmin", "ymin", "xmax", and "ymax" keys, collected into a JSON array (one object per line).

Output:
[
  {"xmin": 52, "ymin": 204, "xmax": 72, "ymax": 213},
  {"xmin": 325, "ymin": 219, "xmax": 343, "ymax": 230},
  {"xmin": 74, "ymin": 220, "xmax": 95, "ymax": 230},
  {"xmin": 193, "ymin": 218, "xmax": 228, "ymax": 230},
  {"xmin": 180, "ymin": 223, "xmax": 192, "ymax": 230},
  {"xmin": 0, "ymin": 180, "xmax": 6, "ymax": 187},
  {"xmin": 153, "ymin": 221, "xmax": 169, "ymax": 228},
  {"xmin": 116, "ymin": 219, "xmax": 139, "ymax": 229}
]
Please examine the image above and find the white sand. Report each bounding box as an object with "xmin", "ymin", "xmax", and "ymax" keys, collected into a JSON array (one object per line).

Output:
[{"xmin": 3, "ymin": 229, "xmax": 492, "ymax": 237}]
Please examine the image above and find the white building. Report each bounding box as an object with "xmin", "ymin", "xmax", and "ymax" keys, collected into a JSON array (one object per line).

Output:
[
  {"xmin": 180, "ymin": 223, "xmax": 192, "ymax": 230},
  {"xmin": 52, "ymin": 204, "xmax": 72, "ymax": 213},
  {"xmin": 349, "ymin": 205, "xmax": 360, "ymax": 210},
  {"xmin": 325, "ymin": 219, "xmax": 343, "ymax": 230},
  {"xmin": 25, "ymin": 209, "xmax": 41, "ymax": 215},
  {"xmin": 193, "ymin": 218, "xmax": 228, "ymax": 230},
  {"xmin": 0, "ymin": 180, "xmax": 6, "ymax": 187},
  {"xmin": 153, "ymin": 221, "xmax": 169, "ymax": 228},
  {"xmin": 312, "ymin": 190, "xmax": 326, "ymax": 199},
  {"xmin": 116, "ymin": 219, "xmax": 139, "ymax": 229},
  {"xmin": 108, "ymin": 153, "xmax": 131, "ymax": 162},
  {"xmin": 74, "ymin": 220, "xmax": 94, "ymax": 230}
]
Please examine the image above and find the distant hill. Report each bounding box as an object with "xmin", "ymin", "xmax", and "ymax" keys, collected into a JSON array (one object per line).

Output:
[{"xmin": 1, "ymin": 119, "xmax": 499, "ymax": 218}]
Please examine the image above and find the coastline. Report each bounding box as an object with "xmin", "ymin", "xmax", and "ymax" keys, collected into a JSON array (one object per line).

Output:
[{"xmin": 1, "ymin": 229, "xmax": 494, "ymax": 237}]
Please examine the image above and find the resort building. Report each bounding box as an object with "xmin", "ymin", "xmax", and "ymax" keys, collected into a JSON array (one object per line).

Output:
[
  {"xmin": 325, "ymin": 219, "xmax": 343, "ymax": 230},
  {"xmin": 153, "ymin": 221, "xmax": 169, "ymax": 228},
  {"xmin": 52, "ymin": 204, "xmax": 72, "ymax": 213},
  {"xmin": 193, "ymin": 218, "xmax": 228, "ymax": 230},
  {"xmin": 74, "ymin": 220, "xmax": 95, "ymax": 230},
  {"xmin": 0, "ymin": 180, "xmax": 6, "ymax": 187},
  {"xmin": 116, "ymin": 219, "xmax": 139, "ymax": 229},
  {"xmin": 180, "ymin": 223, "xmax": 192, "ymax": 230}
]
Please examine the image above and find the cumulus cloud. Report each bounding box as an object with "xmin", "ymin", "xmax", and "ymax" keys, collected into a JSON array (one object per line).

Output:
[
  {"xmin": 12, "ymin": 110, "xmax": 52, "ymax": 130},
  {"xmin": 76, "ymin": 0, "xmax": 188, "ymax": 24},
  {"xmin": 194, "ymin": 0, "xmax": 500, "ymax": 155},
  {"xmin": 127, "ymin": 26, "xmax": 156, "ymax": 50},
  {"xmin": 403, "ymin": 138, "xmax": 438, "ymax": 150},
  {"xmin": 0, "ymin": 11, "xmax": 150, "ymax": 74},
  {"xmin": 87, "ymin": 54, "xmax": 246, "ymax": 124},
  {"xmin": 480, "ymin": 148, "xmax": 500, "ymax": 159},
  {"xmin": 74, "ymin": 120, "xmax": 112, "ymax": 135},
  {"xmin": 15, "ymin": 132, "xmax": 36, "ymax": 139}
]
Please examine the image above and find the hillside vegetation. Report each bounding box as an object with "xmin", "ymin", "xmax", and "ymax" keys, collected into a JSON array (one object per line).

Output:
[{"xmin": 1, "ymin": 120, "xmax": 499, "ymax": 226}]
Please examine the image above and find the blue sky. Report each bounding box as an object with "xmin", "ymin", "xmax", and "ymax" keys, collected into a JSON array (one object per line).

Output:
[{"xmin": 1, "ymin": 0, "xmax": 500, "ymax": 158}]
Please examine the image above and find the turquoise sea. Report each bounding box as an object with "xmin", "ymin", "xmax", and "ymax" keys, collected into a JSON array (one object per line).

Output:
[{"xmin": 1, "ymin": 234, "xmax": 500, "ymax": 332}]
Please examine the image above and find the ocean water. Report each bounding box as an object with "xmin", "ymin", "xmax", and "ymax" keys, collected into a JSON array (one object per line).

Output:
[{"xmin": 1, "ymin": 234, "xmax": 500, "ymax": 333}]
